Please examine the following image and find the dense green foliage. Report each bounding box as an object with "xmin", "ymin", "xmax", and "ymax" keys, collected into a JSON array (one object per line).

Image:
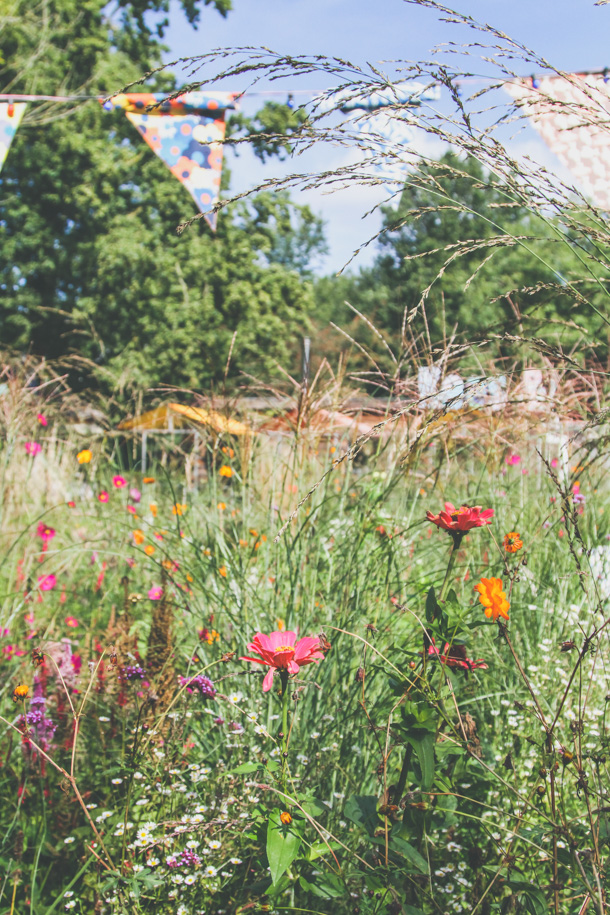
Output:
[{"xmin": 0, "ymin": 0, "xmax": 324, "ymax": 396}]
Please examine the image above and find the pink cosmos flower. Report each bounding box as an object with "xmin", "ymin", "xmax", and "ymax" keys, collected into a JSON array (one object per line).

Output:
[
  {"xmin": 37, "ymin": 523, "xmax": 56, "ymax": 542},
  {"xmin": 37, "ymin": 574, "xmax": 56, "ymax": 591},
  {"xmin": 112, "ymin": 476, "xmax": 127, "ymax": 489},
  {"xmin": 240, "ymin": 630, "xmax": 325, "ymax": 692},
  {"xmin": 505, "ymin": 454, "xmax": 521, "ymax": 465},
  {"xmin": 98, "ymin": 491, "xmax": 109, "ymax": 503},
  {"xmin": 25, "ymin": 442, "xmax": 42, "ymax": 456},
  {"xmin": 37, "ymin": 414, "xmax": 48, "ymax": 426},
  {"xmin": 65, "ymin": 616, "xmax": 79, "ymax": 628},
  {"xmin": 426, "ymin": 502, "xmax": 494, "ymax": 533},
  {"xmin": 126, "ymin": 505, "xmax": 137, "ymax": 515},
  {"xmin": 148, "ymin": 586, "xmax": 163, "ymax": 600},
  {"xmin": 129, "ymin": 488, "xmax": 141, "ymax": 503}
]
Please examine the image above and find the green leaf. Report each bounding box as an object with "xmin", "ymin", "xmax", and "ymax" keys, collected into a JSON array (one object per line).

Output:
[
  {"xmin": 506, "ymin": 881, "xmax": 549, "ymax": 915},
  {"xmin": 266, "ymin": 808, "xmax": 304, "ymax": 885},
  {"xmin": 343, "ymin": 795, "xmax": 379, "ymax": 836},
  {"xmin": 426, "ymin": 586, "xmax": 440, "ymax": 622},
  {"xmin": 408, "ymin": 732, "xmax": 435, "ymax": 790},
  {"xmin": 387, "ymin": 835, "xmax": 429, "ymax": 874},
  {"xmin": 299, "ymin": 874, "xmax": 345, "ymax": 898},
  {"xmin": 300, "ymin": 796, "xmax": 330, "ymax": 817},
  {"xmin": 230, "ymin": 762, "xmax": 261, "ymax": 774}
]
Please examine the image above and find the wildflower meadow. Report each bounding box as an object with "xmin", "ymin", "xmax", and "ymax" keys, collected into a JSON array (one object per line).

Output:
[
  {"xmin": 1, "ymin": 355, "xmax": 610, "ymax": 915},
  {"xmin": 5, "ymin": 2, "xmax": 610, "ymax": 914}
]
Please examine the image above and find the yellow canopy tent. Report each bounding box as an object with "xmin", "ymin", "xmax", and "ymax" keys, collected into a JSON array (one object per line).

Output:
[
  {"xmin": 118, "ymin": 402, "xmax": 251, "ymax": 436},
  {"xmin": 117, "ymin": 402, "xmax": 252, "ymax": 475}
]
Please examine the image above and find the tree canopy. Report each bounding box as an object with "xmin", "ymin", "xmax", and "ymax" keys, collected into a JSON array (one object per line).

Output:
[{"xmin": 0, "ymin": 0, "xmax": 324, "ymax": 398}]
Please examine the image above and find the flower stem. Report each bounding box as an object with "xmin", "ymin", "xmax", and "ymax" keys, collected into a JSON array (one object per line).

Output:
[
  {"xmin": 439, "ymin": 532, "xmax": 464, "ymax": 603},
  {"xmin": 280, "ymin": 670, "xmax": 290, "ymax": 791}
]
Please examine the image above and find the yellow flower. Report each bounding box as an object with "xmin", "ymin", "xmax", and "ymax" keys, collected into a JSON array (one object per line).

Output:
[
  {"xmin": 219, "ymin": 465, "xmax": 233, "ymax": 478},
  {"xmin": 474, "ymin": 577, "xmax": 510, "ymax": 621},
  {"xmin": 13, "ymin": 684, "xmax": 29, "ymax": 702},
  {"xmin": 77, "ymin": 449, "xmax": 92, "ymax": 464}
]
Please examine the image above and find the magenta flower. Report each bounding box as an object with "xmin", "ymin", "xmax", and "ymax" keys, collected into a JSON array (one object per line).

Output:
[
  {"xmin": 112, "ymin": 475, "xmax": 127, "ymax": 489},
  {"xmin": 36, "ymin": 523, "xmax": 56, "ymax": 542},
  {"xmin": 505, "ymin": 454, "xmax": 521, "ymax": 465},
  {"xmin": 37, "ymin": 414, "xmax": 47, "ymax": 427},
  {"xmin": 241, "ymin": 630, "xmax": 325, "ymax": 692},
  {"xmin": 129, "ymin": 487, "xmax": 141, "ymax": 503},
  {"xmin": 25, "ymin": 442, "xmax": 42, "ymax": 456},
  {"xmin": 97, "ymin": 491, "xmax": 109, "ymax": 503},
  {"xmin": 37, "ymin": 574, "xmax": 56, "ymax": 591},
  {"xmin": 148, "ymin": 586, "xmax": 163, "ymax": 600}
]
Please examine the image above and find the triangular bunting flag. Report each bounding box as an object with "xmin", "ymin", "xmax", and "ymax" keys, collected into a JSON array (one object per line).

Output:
[
  {"xmin": 505, "ymin": 74, "xmax": 610, "ymax": 210},
  {"xmin": 0, "ymin": 102, "xmax": 26, "ymax": 173},
  {"xmin": 103, "ymin": 92, "xmax": 239, "ymax": 230}
]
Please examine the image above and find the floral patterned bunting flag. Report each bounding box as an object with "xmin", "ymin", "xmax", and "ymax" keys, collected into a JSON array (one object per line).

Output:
[
  {"xmin": 102, "ymin": 92, "xmax": 239, "ymax": 229},
  {"xmin": 0, "ymin": 102, "xmax": 26, "ymax": 173}
]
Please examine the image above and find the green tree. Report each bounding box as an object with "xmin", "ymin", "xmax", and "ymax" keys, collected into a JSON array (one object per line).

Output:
[
  {"xmin": 0, "ymin": 0, "xmax": 321, "ymax": 397},
  {"xmin": 313, "ymin": 152, "xmax": 606, "ymax": 370}
]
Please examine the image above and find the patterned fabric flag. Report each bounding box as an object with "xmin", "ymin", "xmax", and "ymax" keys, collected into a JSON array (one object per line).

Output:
[
  {"xmin": 0, "ymin": 102, "xmax": 26, "ymax": 173},
  {"xmin": 103, "ymin": 92, "xmax": 239, "ymax": 229},
  {"xmin": 505, "ymin": 74, "xmax": 610, "ymax": 210}
]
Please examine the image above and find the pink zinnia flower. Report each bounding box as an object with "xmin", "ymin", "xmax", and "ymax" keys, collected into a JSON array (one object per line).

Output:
[
  {"xmin": 148, "ymin": 586, "xmax": 163, "ymax": 600},
  {"xmin": 505, "ymin": 454, "xmax": 521, "ymax": 465},
  {"xmin": 37, "ymin": 574, "xmax": 56, "ymax": 591},
  {"xmin": 112, "ymin": 475, "xmax": 127, "ymax": 489},
  {"xmin": 97, "ymin": 491, "xmax": 109, "ymax": 503},
  {"xmin": 426, "ymin": 502, "xmax": 494, "ymax": 533},
  {"xmin": 37, "ymin": 414, "xmax": 47, "ymax": 426},
  {"xmin": 240, "ymin": 630, "xmax": 325, "ymax": 692},
  {"xmin": 37, "ymin": 523, "xmax": 56, "ymax": 542},
  {"xmin": 25, "ymin": 442, "xmax": 42, "ymax": 456}
]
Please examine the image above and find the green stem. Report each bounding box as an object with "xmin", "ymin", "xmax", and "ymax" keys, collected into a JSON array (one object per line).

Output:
[
  {"xmin": 439, "ymin": 532, "xmax": 464, "ymax": 603},
  {"xmin": 280, "ymin": 670, "xmax": 290, "ymax": 791}
]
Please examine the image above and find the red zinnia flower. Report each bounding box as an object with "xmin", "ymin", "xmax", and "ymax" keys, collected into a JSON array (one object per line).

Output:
[
  {"xmin": 428, "ymin": 640, "xmax": 488, "ymax": 672},
  {"xmin": 426, "ymin": 502, "xmax": 494, "ymax": 532},
  {"xmin": 241, "ymin": 630, "xmax": 325, "ymax": 692}
]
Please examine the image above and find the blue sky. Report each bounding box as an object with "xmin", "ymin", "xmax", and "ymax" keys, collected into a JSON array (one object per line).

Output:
[{"xmin": 162, "ymin": 0, "xmax": 610, "ymax": 273}]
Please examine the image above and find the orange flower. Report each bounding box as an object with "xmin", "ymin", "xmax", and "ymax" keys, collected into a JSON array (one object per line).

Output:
[
  {"xmin": 143, "ymin": 477, "xmax": 156, "ymax": 484},
  {"xmin": 172, "ymin": 503, "xmax": 187, "ymax": 516},
  {"xmin": 221, "ymin": 446, "xmax": 235, "ymax": 458},
  {"xmin": 503, "ymin": 531, "xmax": 523, "ymax": 553},
  {"xmin": 218, "ymin": 565, "xmax": 227, "ymax": 578},
  {"xmin": 77, "ymin": 449, "xmax": 92, "ymax": 464},
  {"xmin": 474, "ymin": 577, "xmax": 510, "ymax": 621},
  {"xmin": 219, "ymin": 465, "xmax": 233, "ymax": 478},
  {"xmin": 280, "ymin": 811, "xmax": 292, "ymax": 825},
  {"xmin": 149, "ymin": 503, "xmax": 157, "ymax": 518},
  {"xmin": 144, "ymin": 545, "xmax": 155, "ymax": 556},
  {"xmin": 217, "ymin": 502, "xmax": 226, "ymax": 511},
  {"xmin": 12, "ymin": 684, "xmax": 29, "ymax": 702},
  {"xmin": 133, "ymin": 529, "xmax": 145, "ymax": 545}
]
